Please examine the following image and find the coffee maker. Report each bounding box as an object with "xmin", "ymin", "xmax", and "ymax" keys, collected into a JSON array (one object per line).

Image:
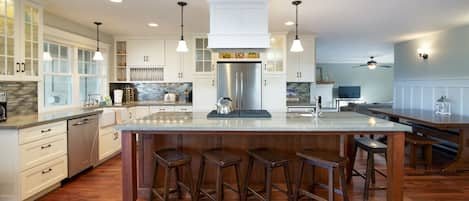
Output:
[{"xmin": 0, "ymin": 92, "xmax": 6, "ymax": 122}]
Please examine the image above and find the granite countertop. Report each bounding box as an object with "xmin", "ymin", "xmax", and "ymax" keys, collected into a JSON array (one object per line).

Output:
[
  {"xmin": 115, "ymin": 112, "xmax": 411, "ymax": 133},
  {"xmin": 101, "ymin": 101, "xmax": 192, "ymax": 108},
  {"xmin": 287, "ymin": 102, "xmax": 315, "ymax": 107},
  {"xmin": 0, "ymin": 109, "xmax": 103, "ymax": 129}
]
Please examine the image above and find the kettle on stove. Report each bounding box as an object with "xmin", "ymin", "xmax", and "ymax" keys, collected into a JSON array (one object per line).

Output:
[{"xmin": 216, "ymin": 97, "xmax": 233, "ymax": 114}]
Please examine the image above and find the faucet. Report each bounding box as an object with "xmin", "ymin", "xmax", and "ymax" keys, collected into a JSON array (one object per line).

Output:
[{"xmin": 312, "ymin": 96, "xmax": 322, "ymax": 118}]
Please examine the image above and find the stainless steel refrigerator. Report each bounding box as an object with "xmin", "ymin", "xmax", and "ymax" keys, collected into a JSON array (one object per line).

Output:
[{"xmin": 217, "ymin": 61, "xmax": 262, "ymax": 110}]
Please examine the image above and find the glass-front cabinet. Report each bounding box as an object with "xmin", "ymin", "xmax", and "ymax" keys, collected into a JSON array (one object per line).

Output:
[
  {"xmin": 264, "ymin": 34, "xmax": 286, "ymax": 74},
  {"xmin": 0, "ymin": 0, "xmax": 42, "ymax": 81},
  {"xmin": 194, "ymin": 38, "xmax": 213, "ymax": 74}
]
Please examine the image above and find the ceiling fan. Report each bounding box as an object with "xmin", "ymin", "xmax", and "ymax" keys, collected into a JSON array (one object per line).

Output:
[{"xmin": 352, "ymin": 56, "xmax": 392, "ymax": 70}]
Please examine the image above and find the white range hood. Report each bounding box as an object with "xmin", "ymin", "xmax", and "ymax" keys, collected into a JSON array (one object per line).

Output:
[{"xmin": 207, "ymin": 0, "xmax": 270, "ymax": 49}]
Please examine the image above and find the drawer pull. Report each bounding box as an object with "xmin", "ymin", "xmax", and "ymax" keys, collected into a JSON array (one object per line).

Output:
[
  {"xmin": 41, "ymin": 128, "xmax": 52, "ymax": 133},
  {"xmin": 180, "ymin": 108, "xmax": 187, "ymax": 111},
  {"xmin": 41, "ymin": 144, "xmax": 52, "ymax": 149},
  {"xmin": 159, "ymin": 109, "xmax": 166, "ymax": 111},
  {"xmin": 113, "ymin": 133, "xmax": 119, "ymax": 140},
  {"xmin": 41, "ymin": 168, "xmax": 53, "ymax": 174}
]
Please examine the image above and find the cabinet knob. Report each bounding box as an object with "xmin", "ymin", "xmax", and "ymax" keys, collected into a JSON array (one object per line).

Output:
[
  {"xmin": 264, "ymin": 80, "xmax": 267, "ymax": 86},
  {"xmin": 212, "ymin": 80, "xmax": 215, "ymax": 86}
]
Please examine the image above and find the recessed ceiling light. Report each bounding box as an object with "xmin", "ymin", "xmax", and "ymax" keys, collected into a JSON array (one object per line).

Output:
[
  {"xmin": 285, "ymin": 21, "xmax": 294, "ymax": 26},
  {"xmin": 110, "ymin": 0, "xmax": 123, "ymax": 3},
  {"xmin": 148, "ymin": 23, "xmax": 159, "ymax": 27}
]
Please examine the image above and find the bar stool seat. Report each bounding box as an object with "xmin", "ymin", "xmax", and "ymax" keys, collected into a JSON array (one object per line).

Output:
[
  {"xmin": 150, "ymin": 148, "xmax": 195, "ymax": 201},
  {"xmin": 247, "ymin": 148, "xmax": 289, "ymax": 167},
  {"xmin": 243, "ymin": 148, "xmax": 293, "ymax": 201},
  {"xmin": 155, "ymin": 148, "xmax": 192, "ymax": 167},
  {"xmin": 197, "ymin": 149, "xmax": 242, "ymax": 201},
  {"xmin": 203, "ymin": 149, "xmax": 242, "ymax": 167},
  {"xmin": 295, "ymin": 150, "xmax": 349, "ymax": 201},
  {"xmin": 297, "ymin": 150, "xmax": 346, "ymax": 167}
]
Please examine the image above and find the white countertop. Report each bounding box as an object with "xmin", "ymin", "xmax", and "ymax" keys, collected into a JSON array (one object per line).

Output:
[{"xmin": 114, "ymin": 112, "xmax": 411, "ymax": 133}]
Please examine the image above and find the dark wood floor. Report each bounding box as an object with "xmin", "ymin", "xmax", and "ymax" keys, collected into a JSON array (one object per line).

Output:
[{"xmin": 38, "ymin": 149, "xmax": 469, "ymax": 201}]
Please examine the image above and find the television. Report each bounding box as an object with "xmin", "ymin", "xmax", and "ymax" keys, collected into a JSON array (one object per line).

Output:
[{"xmin": 338, "ymin": 86, "xmax": 361, "ymax": 98}]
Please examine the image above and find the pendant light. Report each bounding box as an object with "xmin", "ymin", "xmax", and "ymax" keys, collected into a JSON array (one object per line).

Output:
[
  {"xmin": 93, "ymin": 22, "xmax": 104, "ymax": 61},
  {"xmin": 176, "ymin": 1, "xmax": 189, "ymax": 52},
  {"xmin": 290, "ymin": 1, "xmax": 304, "ymax": 52}
]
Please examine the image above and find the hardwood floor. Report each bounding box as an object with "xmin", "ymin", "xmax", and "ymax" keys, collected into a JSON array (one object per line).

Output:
[{"xmin": 38, "ymin": 149, "xmax": 469, "ymax": 201}]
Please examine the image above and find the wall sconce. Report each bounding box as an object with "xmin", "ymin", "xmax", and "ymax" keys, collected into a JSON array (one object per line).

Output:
[{"xmin": 417, "ymin": 47, "xmax": 431, "ymax": 60}]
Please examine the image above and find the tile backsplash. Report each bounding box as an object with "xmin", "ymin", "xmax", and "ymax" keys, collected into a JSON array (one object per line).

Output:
[
  {"xmin": 0, "ymin": 81, "xmax": 38, "ymax": 116},
  {"xmin": 109, "ymin": 82, "xmax": 192, "ymax": 102},
  {"xmin": 286, "ymin": 82, "xmax": 311, "ymax": 103}
]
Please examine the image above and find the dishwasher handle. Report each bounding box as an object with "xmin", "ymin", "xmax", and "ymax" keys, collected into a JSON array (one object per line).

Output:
[{"xmin": 72, "ymin": 118, "xmax": 91, "ymax": 126}]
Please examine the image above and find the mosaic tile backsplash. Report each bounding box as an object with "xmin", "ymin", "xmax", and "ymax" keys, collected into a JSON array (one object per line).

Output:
[
  {"xmin": 110, "ymin": 83, "xmax": 193, "ymax": 102},
  {"xmin": 286, "ymin": 82, "xmax": 311, "ymax": 103},
  {"xmin": 0, "ymin": 82, "xmax": 38, "ymax": 116}
]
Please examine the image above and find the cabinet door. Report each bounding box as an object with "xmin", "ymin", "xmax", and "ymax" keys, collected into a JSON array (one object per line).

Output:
[
  {"xmin": 298, "ymin": 37, "xmax": 315, "ymax": 82},
  {"xmin": 0, "ymin": 0, "xmax": 17, "ymax": 77},
  {"xmin": 193, "ymin": 76, "xmax": 217, "ymax": 112},
  {"xmin": 265, "ymin": 35, "xmax": 286, "ymax": 74},
  {"xmin": 164, "ymin": 40, "xmax": 181, "ymax": 82},
  {"xmin": 22, "ymin": 0, "xmax": 41, "ymax": 78},
  {"xmin": 127, "ymin": 40, "xmax": 165, "ymax": 66},
  {"xmin": 181, "ymin": 38, "xmax": 194, "ymax": 82},
  {"xmin": 194, "ymin": 38, "xmax": 213, "ymax": 74},
  {"xmin": 262, "ymin": 75, "xmax": 286, "ymax": 112},
  {"xmin": 286, "ymin": 34, "xmax": 300, "ymax": 82}
]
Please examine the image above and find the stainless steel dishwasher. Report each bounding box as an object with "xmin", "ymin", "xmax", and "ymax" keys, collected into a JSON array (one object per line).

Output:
[{"xmin": 67, "ymin": 115, "xmax": 99, "ymax": 178}]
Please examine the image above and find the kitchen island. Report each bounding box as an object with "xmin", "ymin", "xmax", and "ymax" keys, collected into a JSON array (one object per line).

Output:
[{"xmin": 115, "ymin": 112, "xmax": 411, "ymax": 201}]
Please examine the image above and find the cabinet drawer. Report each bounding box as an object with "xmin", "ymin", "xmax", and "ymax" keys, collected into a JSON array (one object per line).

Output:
[
  {"xmin": 99, "ymin": 129, "xmax": 121, "ymax": 160},
  {"xmin": 175, "ymin": 106, "xmax": 193, "ymax": 112},
  {"xmin": 19, "ymin": 121, "xmax": 67, "ymax": 145},
  {"xmin": 20, "ymin": 155, "xmax": 68, "ymax": 200},
  {"xmin": 20, "ymin": 134, "xmax": 67, "ymax": 171},
  {"xmin": 149, "ymin": 106, "xmax": 175, "ymax": 113}
]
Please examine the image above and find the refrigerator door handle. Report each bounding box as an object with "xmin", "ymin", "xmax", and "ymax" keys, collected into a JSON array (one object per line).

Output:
[
  {"xmin": 235, "ymin": 72, "xmax": 239, "ymax": 109},
  {"xmin": 240, "ymin": 72, "xmax": 244, "ymax": 109}
]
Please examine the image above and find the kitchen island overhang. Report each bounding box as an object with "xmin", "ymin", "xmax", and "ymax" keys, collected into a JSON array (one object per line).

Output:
[{"xmin": 116, "ymin": 112, "xmax": 411, "ymax": 201}]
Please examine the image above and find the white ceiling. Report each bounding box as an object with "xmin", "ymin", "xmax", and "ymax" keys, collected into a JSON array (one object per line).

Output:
[{"xmin": 43, "ymin": 0, "xmax": 469, "ymax": 63}]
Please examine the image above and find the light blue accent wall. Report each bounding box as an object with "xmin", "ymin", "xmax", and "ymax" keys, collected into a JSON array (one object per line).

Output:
[
  {"xmin": 394, "ymin": 25, "xmax": 469, "ymax": 81},
  {"xmin": 317, "ymin": 63, "xmax": 394, "ymax": 103}
]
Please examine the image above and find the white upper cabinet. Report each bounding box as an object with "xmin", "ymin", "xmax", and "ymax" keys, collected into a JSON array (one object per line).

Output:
[
  {"xmin": 165, "ymin": 39, "xmax": 193, "ymax": 82},
  {"xmin": 0, "ymin": 0, "xmax": 42, "ymax": 82},
  {"xmin": 126, "ymin": 39, "xmax": 165, "ymax": 66},
  {"xmin": 264, "ymin": 34, "xmax": 286, "ymax": 74},
  {"xmin": 193, "ymin": 76, "xmax": 217, "ymax": 112},
  {"xmin": 194, "ymin": 38, "xmax": 214, "ymax": 74},
  {"xmin": 286, "ymin": 34, "xmax": 316, "ymax": 82}
]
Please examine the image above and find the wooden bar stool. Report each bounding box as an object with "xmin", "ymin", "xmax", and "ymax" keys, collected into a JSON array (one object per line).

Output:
[
  {"xmin": 196, "ymin": 148, "xmax": 243, "ymax": 201},
  {"xmin": 350, "ymin": 137, "xmax": 387, "ymax": 201},
  {"xmin": 243, "ymin": 148, "xmax": 293, "ymax": 201},
  {"xmin": 406, "ymin": 133, "xmax": 438, "ymax": 169},
  {"xmin": 294, "ymin": 150, "xmax": 349, "ymax": 201},
  {"xmin": 150, "ymin": 148, "xmax": 195, "ymax": 201}
]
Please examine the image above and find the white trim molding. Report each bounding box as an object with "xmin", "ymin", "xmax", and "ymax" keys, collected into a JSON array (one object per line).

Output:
[{"xmin": 394, "ymin": 78, "xmax": 469, "ymax": 115}]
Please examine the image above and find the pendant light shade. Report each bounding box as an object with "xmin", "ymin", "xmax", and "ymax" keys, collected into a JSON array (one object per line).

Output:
[
  {"xmin": 290, "ymin": 1, "xmax": 304, "ymax": 52},
  {"xmin": 176, "ymin": 1, "xmax": 189, "ymax": 52},
  {"xmin": 93, "ymin": 22, "xmax": 104, "ymax": 61},
  {"xmin": 290, "ymin": 39, "xmax": 304, "ymax": 52},
  {"xmin": 43, "ymin": 51, "xmax": 52, "ymax": 61}
]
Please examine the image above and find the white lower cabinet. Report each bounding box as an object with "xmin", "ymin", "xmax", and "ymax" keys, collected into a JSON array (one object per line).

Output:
[
  {"xmin": 0, "ymin": 120, "xmax": 69, "ymax": 201},
  {"xmin": 20, "ymin": 155, "xmax": 68, "ymax": 200},
  {"xmin": 99, "ymin": 126, "xmax": 121, "ymax": 161}
]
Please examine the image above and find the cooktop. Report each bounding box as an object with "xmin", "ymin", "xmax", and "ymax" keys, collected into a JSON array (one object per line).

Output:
[{"xmin": 207, "ymin": 110, "xmax": 272, "ymax": 118}]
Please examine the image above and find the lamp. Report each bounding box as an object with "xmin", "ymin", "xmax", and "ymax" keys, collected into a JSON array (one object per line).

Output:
[
  {"xmin": 417, "ymin": 47, "xmax": 430, "ymax": 60},
  {"xmin": 367, "ymin": 63, "xmax": 377, "ymax": 70},
  {"xmin": 176, "ymin": 1, "xmax": 189, "ymax": 52},
  {"xmin": 93, "ymin": 22, "xmax": 104, "ymax": 61},
  {"xmin": 290, "ymin": 1, "xmax": 304, "ymax": 52},
  {"xmin": 43, "ymin": 52, "xmax": 52, "ymax": 61}
]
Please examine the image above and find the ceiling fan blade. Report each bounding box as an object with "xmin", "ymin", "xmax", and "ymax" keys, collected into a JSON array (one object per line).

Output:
[
  {"xmin": 378, "ymin": 65, "xmax": 393, "ymax": 68},
  {"xmin": 352, "ymin": 65, "xmax": 366, "ymax": 68}
]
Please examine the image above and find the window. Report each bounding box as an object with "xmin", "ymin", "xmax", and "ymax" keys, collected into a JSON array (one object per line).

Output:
[
  {"xmin": 78, "ymin": 49, "xmax": 102, "ymax": 102},
  {"xmin": 43, "ymin": 41, "xmax": 107, "ymax": 109},
  {"xmin": 43, "ymin": 42, "xmax": 72, "ymax": 107}
]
